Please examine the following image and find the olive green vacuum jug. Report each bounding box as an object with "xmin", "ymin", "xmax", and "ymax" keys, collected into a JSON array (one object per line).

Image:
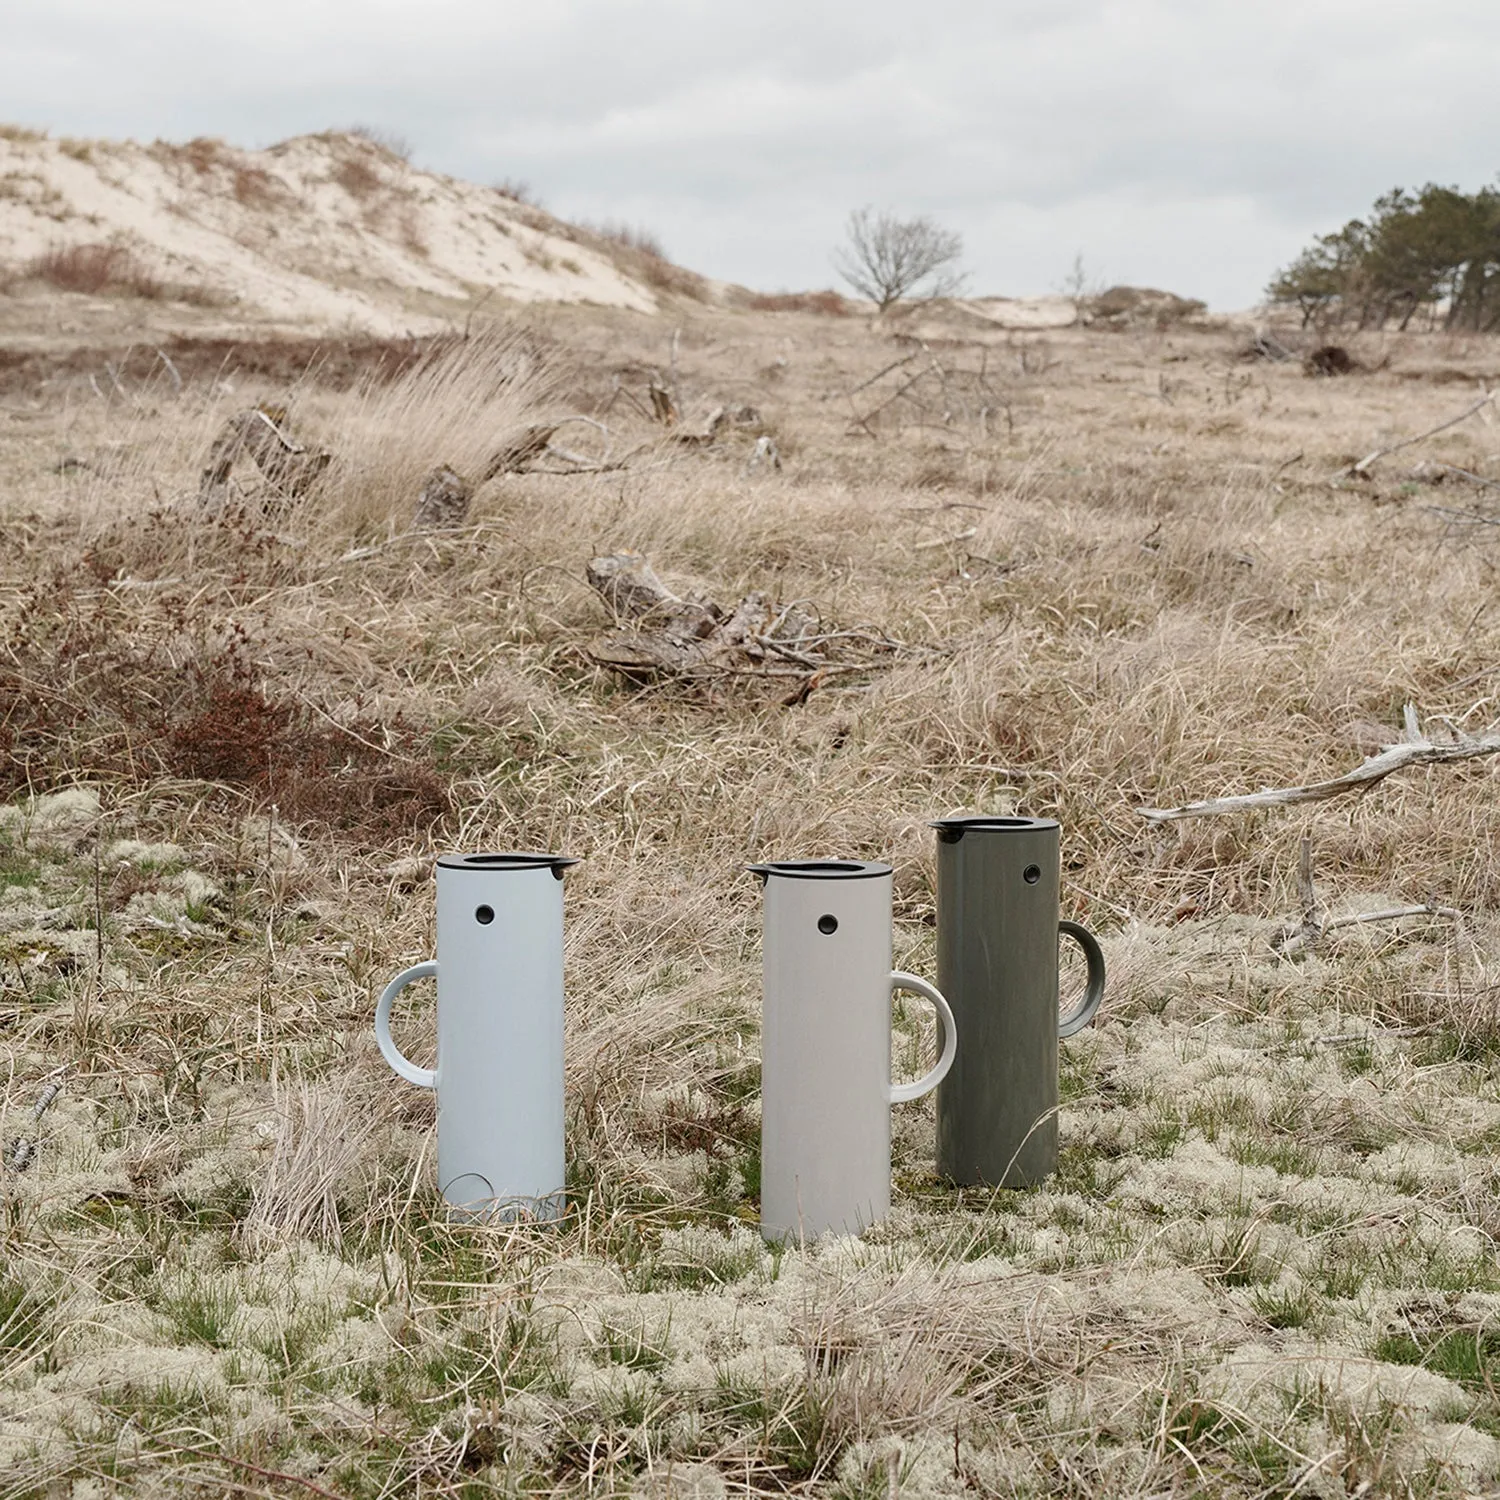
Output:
[{"xmin": 931, "ymin": 817, "xmax": 1105, "ymax": 1187}]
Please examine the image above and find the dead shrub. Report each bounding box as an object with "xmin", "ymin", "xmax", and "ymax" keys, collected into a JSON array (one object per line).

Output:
[
  {"xmin": 231, "ymin": 166, "xmax": 281, "ymax": 210},
  {"xmin": 335, "ymin": 157, "xmax": 382, "ymax": 200},
  {"xmin": 27, "ymin": 242, "xmax": 161, "ymax": 299},
  {"xmin": 579, "ymin": 220, "xmax": 709, "ymax": 301},
  {"xmin": 182, "ymin": 136, "xmax": 224, "ymax": 174},
  {"xmin": 1, "ymin": 570, "xmax": 451, "ymax": 842},
  {"xmin": 397, "ymin": 203, "xmax": 428, "ymax": 258},
  {"xmin": 494, "ymin": 178, "xmax": 538, "ymax": 205},
  {"xmin": 588, "ymin": 221, "xmax": 667, "ymax": 259},
  {"xmin": 746, "ymin": 290, "xmax": 851, "ymax": 316}
]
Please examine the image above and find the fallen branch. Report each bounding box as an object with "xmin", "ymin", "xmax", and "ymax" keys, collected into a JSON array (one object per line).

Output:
[
  {"xmin": 1276, "ymin": 902, "xmax": 1463, "ymax": 958},
  {"xmin": 1431, "ymin": 462, "xmax": 1500, "ymax": 492},
  {"xmin": 1341, "ymin": 391, "xmax": 1495, "ymax": 478},
  {"xmin": 1425, "ymin": 503, "xmax": 1500, "ymax": 543},
  {"xmin": 5, "ymin": 1070, "xmax": 67, "ymax": 1172},
  {"xmin": 1138, "ymin": 707, "xmax": 1500, "ymax": 822},
  {"xmin": 915, "ymin": 527, "xmax": 977, "ymax": 550},
  {"xmin": 480, "ymin": 423, "xmax": 558, "ymax": 480}
]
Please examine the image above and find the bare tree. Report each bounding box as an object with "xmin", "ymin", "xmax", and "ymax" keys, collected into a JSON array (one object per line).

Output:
[{"xmin": 833, "ymin": 208, "xmax": 966, "ymax": 311}]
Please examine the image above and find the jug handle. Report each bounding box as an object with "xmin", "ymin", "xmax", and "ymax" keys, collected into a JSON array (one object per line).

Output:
[
  {"xmin": 1058, "ymin": 921, "xmax": 1106, "ymax": 1038},
  {"xmin": 888, "ymin": 972, "xmax": 958, "ymax": 1104},
  {"xmin": 375, "ymin": 961, "xmax": 439, "ymax": 1087}
]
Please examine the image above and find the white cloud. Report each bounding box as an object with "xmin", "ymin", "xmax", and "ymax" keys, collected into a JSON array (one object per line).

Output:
[{"xmin": 6, "ymin": 0, "xmax": 1499, "ymax": 306}]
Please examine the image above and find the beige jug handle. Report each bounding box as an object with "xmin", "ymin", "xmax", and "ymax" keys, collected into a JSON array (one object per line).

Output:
[{"xmin": 887, "ymin": 971, "xmax": 958, "ymax": 1104}]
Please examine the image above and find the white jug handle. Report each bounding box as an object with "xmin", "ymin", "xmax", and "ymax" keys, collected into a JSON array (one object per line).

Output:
[
  {"xmin": 375, "ymin": 961, "xmax": 438, "ymax": 1088},
  {"xmin": 888, "ymin": 971, "xmax": 958, "ymax": 1104}
]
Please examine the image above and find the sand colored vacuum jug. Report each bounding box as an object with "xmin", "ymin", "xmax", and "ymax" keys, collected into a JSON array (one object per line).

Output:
[
  {"xmin": 375, "ymin": 851, "xmax": 577, "ymax": 1217},
  {"xmin": 750, "ymin": 860, "xmax": 957, "ymax": 1242},
  {"xmin": 930, "ymin": 817, "xmax": 1104, "ymax": 1188}
]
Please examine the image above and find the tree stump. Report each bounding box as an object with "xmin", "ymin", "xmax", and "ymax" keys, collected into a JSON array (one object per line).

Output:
[
  {"xmin": 197, "ymin": 404, "xmax": 331, "ymax": 507},
  {"xmin": 412, "ymin": 464, "xmax": 473, "ymax": 530}
]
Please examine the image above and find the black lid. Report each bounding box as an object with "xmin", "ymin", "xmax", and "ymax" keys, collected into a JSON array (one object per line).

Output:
[
  {"xmin": 746, "ymin": 859, "xmax": 892, "ymax": 882},
  {"xmin": 436, "ymin": 852, "xmax": 580, "ymax": 873},
  {"xmin": 929, "ymin": 816, "xmax": 1059, "ymax": 843}
]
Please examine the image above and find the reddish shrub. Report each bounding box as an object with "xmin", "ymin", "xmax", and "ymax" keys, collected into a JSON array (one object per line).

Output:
[
  {"xmin": 745, "ymin": 290, "xmax": 851, "ymax": 316},
  {"xmin": 232, "ymin": 166, "xmax": 281, "ymax": 209},
  {"xmin": 183, "ymin": 136, "xmax": 224, "ymax": 173},
  {"xmin": 1, "ymin": 573, "xmax": 451, "ymax": 844},
  {"xmin": 335, "ymin": 158, "xmax": 382, "ymax": 200},
  {"xmin": 27, "ymin": 243, "xmax": 162, "ymax": 298}
]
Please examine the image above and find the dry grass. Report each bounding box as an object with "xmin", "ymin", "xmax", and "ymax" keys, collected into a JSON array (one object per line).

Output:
[
  {"xmin": 2, "ymin": 302, "xmax": 1500, "ymax": 1495},
  {"xmin": 23, "ymin": 242, "xmax": 162, "ymax": 299}
]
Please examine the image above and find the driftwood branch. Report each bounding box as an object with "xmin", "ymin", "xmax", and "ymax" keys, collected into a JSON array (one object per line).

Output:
[
  {"xmin": 1430, "ymin": 462, "xmax": 1500, "ymax": 492},
  {"xmin": 1341, "ymin": 391, "xmax": 1495, "ymax": 478},
  {"xmin": 1426, "ymin": 504, "xmax": 1500, "ymax": 543},
  {"xmin": 1276, "ymin": 902, "xmax": 1463, "ymax": 957},
  {"xmin": 1272, "ymin": 837, "xmax": 1462, "ymax": 956},
  {"xmin": 1139, "ymin": 708, "xmax": 1500, "ymax": 822}
]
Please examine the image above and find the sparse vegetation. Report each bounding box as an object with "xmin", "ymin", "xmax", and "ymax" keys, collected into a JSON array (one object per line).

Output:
[
  {"xmin": 578, "ymin": 219, "xmax": 712, "ymax": 300},
  {"xmin": 834, "ymin": 207, "xmax": 966, "ymax": 311},
  {"xmin": 346, "ymin": 123, "xmax": 413, "ymax": 162},
  {"xmin": 2, "ymin": 291, "xmax": 1500, "ymax": 1497},
  {"xmin": 494, "ymin": 177, "xmax": 539, "ymax": 205},
  {"xmin": 333, "ymin": 155, "xmax": 382, "ymax": 200}
]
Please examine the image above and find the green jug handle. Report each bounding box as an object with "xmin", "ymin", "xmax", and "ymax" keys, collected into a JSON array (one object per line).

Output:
[{"xmin": 1058, "ymin": 921, "xmax": 1105, "ymax": 1038}]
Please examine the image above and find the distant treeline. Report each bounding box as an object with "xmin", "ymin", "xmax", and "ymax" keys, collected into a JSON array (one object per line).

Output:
[{"xmin": 1269, "ymin": 181, "xmax": 1500, "ymax": 331}]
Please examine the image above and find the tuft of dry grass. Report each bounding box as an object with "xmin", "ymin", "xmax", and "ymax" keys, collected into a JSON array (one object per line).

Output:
[
  {"xmin": 333, "ymin": 155, "xmax": 382, "ymax": 200},
  {"xmin": 346, "ymin": 124, "xmax": 414, "ymax": 162}
]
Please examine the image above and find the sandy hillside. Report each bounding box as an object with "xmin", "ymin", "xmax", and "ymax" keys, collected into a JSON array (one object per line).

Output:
[{"xmin": 0, "ymin": 126, "xmax": 691, "ymax": 338}]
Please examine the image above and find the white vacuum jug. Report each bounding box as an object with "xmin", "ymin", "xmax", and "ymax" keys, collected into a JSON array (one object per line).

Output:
[
  {"xmin": 749, "ymin": 860, "xmax": 957, "ymax": 1242},
  {"xmin": 375, "ymin": 851, "xmax": 577, "ymax": 1218}
]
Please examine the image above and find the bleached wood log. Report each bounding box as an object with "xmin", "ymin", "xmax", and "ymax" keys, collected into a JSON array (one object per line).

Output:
[{"xmin": 412, "ymin": 463, "xmax": 472, "ymax": 530}]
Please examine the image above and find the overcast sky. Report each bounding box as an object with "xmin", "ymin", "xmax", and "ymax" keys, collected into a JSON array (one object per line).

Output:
[{"xmin": 5, "ymin": 1, "xmax": 1498, "ymax": 308}]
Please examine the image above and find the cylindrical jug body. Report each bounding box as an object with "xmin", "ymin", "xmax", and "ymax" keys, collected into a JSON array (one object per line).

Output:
[
  {"xmin": 756, "ymin": 860, "xmax": 897, "ymax": 1242},
  {"xmin": 751, "ymin": 860, "xmax": 956, "ymax": 1243},
  {"xmin": 931, "ymin": 817, "xmax": 1103, "ymax": 1188},
  {"xmin": 376, "ymin": 851, "xmax": 576, "ymax": 1218}
]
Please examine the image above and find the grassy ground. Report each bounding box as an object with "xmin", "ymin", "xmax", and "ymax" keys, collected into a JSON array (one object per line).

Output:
[{"xmin": 2, "ymin": 301, "xmax": 1500, "ymax": 1496}]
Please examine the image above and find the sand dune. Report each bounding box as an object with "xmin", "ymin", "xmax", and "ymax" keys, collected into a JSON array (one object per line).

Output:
[{"xmin": 0, "ymin": 128, "xmax": 671, "ymax": 335}]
